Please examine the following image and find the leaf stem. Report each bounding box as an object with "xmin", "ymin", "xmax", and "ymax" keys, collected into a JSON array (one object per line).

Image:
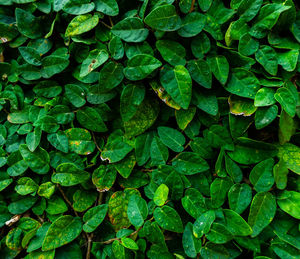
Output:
[{"xmin": 57, "ymin": 184, "xmax": 79, "ymax": 217}]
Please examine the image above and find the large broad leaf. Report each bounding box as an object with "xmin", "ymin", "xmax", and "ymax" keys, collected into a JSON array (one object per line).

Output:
[
  {"xmin": 172, "ymin": 152, "xmax": 209, "ymax": 175},
  {"xmin": 183, "ymin": 222, "xmax": 201, "ymax": 258},
  {"xmin": 153, "ymin": 205, "xmax": 183, "ymax": 233},
  {"xmin": 76, "ymin": 107, "xmax": 107, "ymax": 132},
  {"xmin": 65, "ymin": 14, "xmax": 99, "ymax": 37},
  {"xmin": 41, "ymin": 56, "xmax": 69, "ymax": 78},
  {"xmin": 160, "ymin": 65, "xmax": 192, "ymax": 109},
  {"xmin": 127, "ymin": 195, "xmax": 148, "ymax": 227},
  {"xmin": 207, "ymin": 56, "xmax": 229, "ymax": 85},
  {"xmin": 187, "ymin": 59, "xmax": 212, "ymax": 89},
  {"xmin": 278, "ymin": 143, "xmax": 300, "ymax": 175},
  {"xmin": 248, "ymin": 192, "xmax": 276, "ymax": 237},
  {"xmin": 52, "ymin": 163, "xmax": 90, "ymax": 186},
  {"xmin": 83, "ymin": 204, "xmax": 108, "ymax": 233},
  {"xmin": 42, "ymin": 216, "xmax": 82, "ymax": 251},
  {"xmin": 228, "ymin": 183, "xmax": 252, "ymax": 214},
  {"xmin": 181, "ymin": 188, "xmax": 206, "ymax": 219},
  {"xmin": 250, "ymin": 3, "xmax": 291, "ymax": 38},
  {"xmin": 124, "ymin": 54, "xmax": 162, "ymax": 81},
  {"xmin": 92, "ymin": 165, "xmax": 117, "ymax": 191},
  {"xmin": 274, "ymin": 87, "xmax": 296, "ymax": 117},
  {"xmin": 193, "ymin": 210, "xmax": 215, "ymax": 238},
  {"xmin": 225, "ymin": 68, "xmax": 260, "ymax": 99},
  {"xmin": 157, "ymin": 126, "xmax": 185, "ymax": 152},
  {"xmin": 124, "ymin": 98, "xmax": 159, "ymax": 137},
  {"xmin": 255, "ymin": 45, "xmax": 278, "ymax": 75},
  {"xmin": 65, "ymin": 128, "xmax": 95, "ymax": 155},
  {"xmin": 144, "ymin": 4, "xmax": 181, "ymax": 31},
  {"xmin": 277, "ymin": 191, "xmax": 300, "ymax": 219},
  {"xmin": 249, "ymin": 158, "xmax": 275, "ymax": 192},
  {"xmin": 223, "ymin": 209, "xmax": 252, "ymax": 236},
  {"xmin": 94, "ymin": 0, "xmax": 119, "ymax": 16},
  {"xmin": 156, "ymin": 40, "xmax": 186, "ymax": 66},
  {"xmin": 19, "ymin": 144, "xmax": 49, "ymax": 174},
  {"xmin": 15, "ymin": 8, "xmax": 42, "ymax": 39},
  {"xmin": 210, "ymin": 178, "xmax": 232, "ymax": 208},
  {"xmin": 120, "ymin": 84, "xmax": 145, "ymax": 122},
  {"xmin": 112, "ymin": 18, "xmax": 148, "ymax": 42},
  {"xmin": 79, "ymin": 49, "xmax": 109, "ymax": 77},
  {"xmin": 178, "ymin": 12, "xmax": 206, "ymax": 38}
]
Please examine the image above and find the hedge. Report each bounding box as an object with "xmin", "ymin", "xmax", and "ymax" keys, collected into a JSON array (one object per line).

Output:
[{"xmin": 0, "ymin": 0, "xmax": 300, "ymax": 258}]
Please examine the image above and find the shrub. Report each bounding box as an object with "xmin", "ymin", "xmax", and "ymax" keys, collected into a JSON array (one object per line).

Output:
[{"xmin": 0, "ymin": 0, "xmax": 299, "ymax": 258}]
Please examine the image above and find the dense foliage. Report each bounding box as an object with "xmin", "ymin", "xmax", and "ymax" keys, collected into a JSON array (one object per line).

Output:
[{"xmin": 0, "ymin": 0, "xmax": 300, "ymax": 258}]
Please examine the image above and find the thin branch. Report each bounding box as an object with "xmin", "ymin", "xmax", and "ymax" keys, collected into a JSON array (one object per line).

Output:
[
  {"xmin": 100, "ymin": 20, "xmax": 112, "ymax": 29},
  {"xmin": 108, "ymin": 16, "xmax": 114, "ymax": 27},
  {"xmin": 92, "ymin": 132, "xmax": 102, "ymax": 152},
  {"xmin": 86, "ymin": 233, "xmax": 93, "ymax": 259},
  {"xmin": 189, "ymin": 0, "xmax": 196, "ymax": 12},
  {"xmin": 57, "ymin": 184, "xmax": 79, "ymax": 217},
  {"xmin": 168, "ymin": 141, "xmax": 191, "ymax": 164},
  {"xmin": 100, "ymin": 226, "xmax": 143, "ymax": 245},
  {"xmin": 98, "ymin": 192, "xmax": 104, "ymax": 205}
]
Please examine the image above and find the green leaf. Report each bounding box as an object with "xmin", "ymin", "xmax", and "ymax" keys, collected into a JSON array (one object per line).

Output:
[
  {"xmin": 79, "ymin": 49, "xmax": 109, "ymax": 77},
  {"xmin": 223, "ymin": 209, "xmax": 252, "ymax": 236},
  {"xmin": 41, "ymin": 56, "xmax": 69, "ymax": 78},
  {"xmin": 187, "ymin": 59, "xmax": 212, "ymax": 89},
  {"xmin": 120, "ymin": 84, "xmax": 145, "ymax": 122},
  {"xmin": 76, "ymin": 107, "xmax": 107, "ymax": 132},
  {"xmin": 42, "ymin": 215, "xmax": 82, "ymax": 251},
  {"xmin": 160, "ymin": 65, "xmax": 192, "ymax": 109},
  {"xmin": 62, "ymin": 0, "xmax": 95, "ymax": 15},
  {"xmin": 124, "ymin": 98, "xmax": 159, "ymax": 137},
  {"xmin": 238, "ymin": 33, "xmax": 259, "ymax": 56},
  {"xmin": 274, "ymin": 87, "xmax": 296, "ymax": 117},
  {"xmin": 124, "ymin": 54, "xmax": 162, "ymax": 81},
  {"xmin": 206, "ymin": 223, "xmax": 233, "ymax": 244},
  {"xmin": 144, "ymin": 4, "xmax": 182, "ymax": 31},
  {"xmin": 65, "ymin": 14, "xmax": 99, "ymax": 37},
  {"xmin": 33, "ymin": 81, "xmax": 62, "ymax": 98},
  {"xmin": 150, "ymin": 136, "xmax": 169, "ymax": 165},
  {"xmin": 19, "ymin": 144, "xmax": 49, "ymax": 174},
  {"xmin": 52, "ymin": 163, "xmax": 90, "ymax": 186},
  {"xmin": 248, "ymin": 192, "xmax": 276, "ymax": 237},
  {"xmin": 228, "ymin": 183, "xmax": 252, "ymax": 214},
  {"xmin": 121, "ymin": 237, "xmax": 139, "ymax": 250},
  {"xmin": 65, "ymin": 128, "xmax": 95, "ymax": 155},
  {"xmin": 183, "ymin": 222, "xmax": 201, "ymax": 258},
  {"xmin": 26, "ymin": 126, "xmax": 42, "ymax": 152},
  {"xmin": 277, "ymin": 191, "xmax": 300, "ymax": 219},
  {"xmin": 249, "ymin": 158, "xmax": 275, "ymax": 192},
  {"xmin": 157, "ymin": 126, "xmax": 185, "ymax": 152},
  {"xmin": 83, "ymin": 204, "xmax": 108, "ymax": 232},
  {"xmin": 15, "ymin": 177, "xmax": 38, "ymax": 196},
  {"xmin": 255, "ymin": 45, "xmax": 278, "ymax": 75},
  {"xmin": 47, "ymin": 131, "xmax": 69, "ymax": 153},
  {"xmin": 210, "ymin": 178, "xmax": 232, "ymax": 208},
  {"xmin": 95, "ymin": 0, "xmax": 119, "ymax": 16},
  {"xmin": 153, "ymin": 184, "xmax": 169, "ymax": 206},
  {"xmin": 193, "ymin": 210, "xmax": 215, "ymax": 238},
  {"xmin": 92, "ymin": 165, "xmax": 117, "ymax": 191},
  {"xmin": 101, "ymin": 140, "xmax": 133, "ymax": 163},
  {"xmin": 112, "ymin": 18, "xmax": 148, "ymax": 43},
  {"xmin": 65, "ymin": 84, "xmax": 86, "ymax": 108},
  {"xmin": 19, "ymin": 47, "xmax": 42, "ymax": 66},
  {"xmin": 15, "ymin": 8, "xmax": 42, "ymax": 39},
  {"xmin": 153, "ymin": 205, "xmax": 183, "ymax": 233},
  {"xmin": 156, "ymin": 40, "xmax": 186, "ymax": 66},
  {"xmin": 127, "ymin": 194, "xmax": 148, "ymax": 227},
  {"xmin": 181, "ymin": 188, "xmax": 206, "ymax": 219},
  {"xmin": 207, "ymin": 55, "xmax": 229, "ymax": 85},
  {"xmin": 178, "ymin": 12, "xmax": 206, "ymax": 38},
  {"xmin": 225, "ymin": 68, "xmax": 260, "ymax": 99},
  {"xmin": 254, "ymin": 87, "xmax": 276, "ymax": 107},
  {"xmin": 172, "ymin": 152, "xmax": 209, "ymax": 175},
  {"xmin": 278, "ymin": 143, "xmax": 300, "ymax": 175},
  {"xmin": 277, "ymin": 49, "xmax": 299, "ymax": 72},
  {"xmin": 250, "ymin": 3, "xmax": 291, "ymax": 39}
]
